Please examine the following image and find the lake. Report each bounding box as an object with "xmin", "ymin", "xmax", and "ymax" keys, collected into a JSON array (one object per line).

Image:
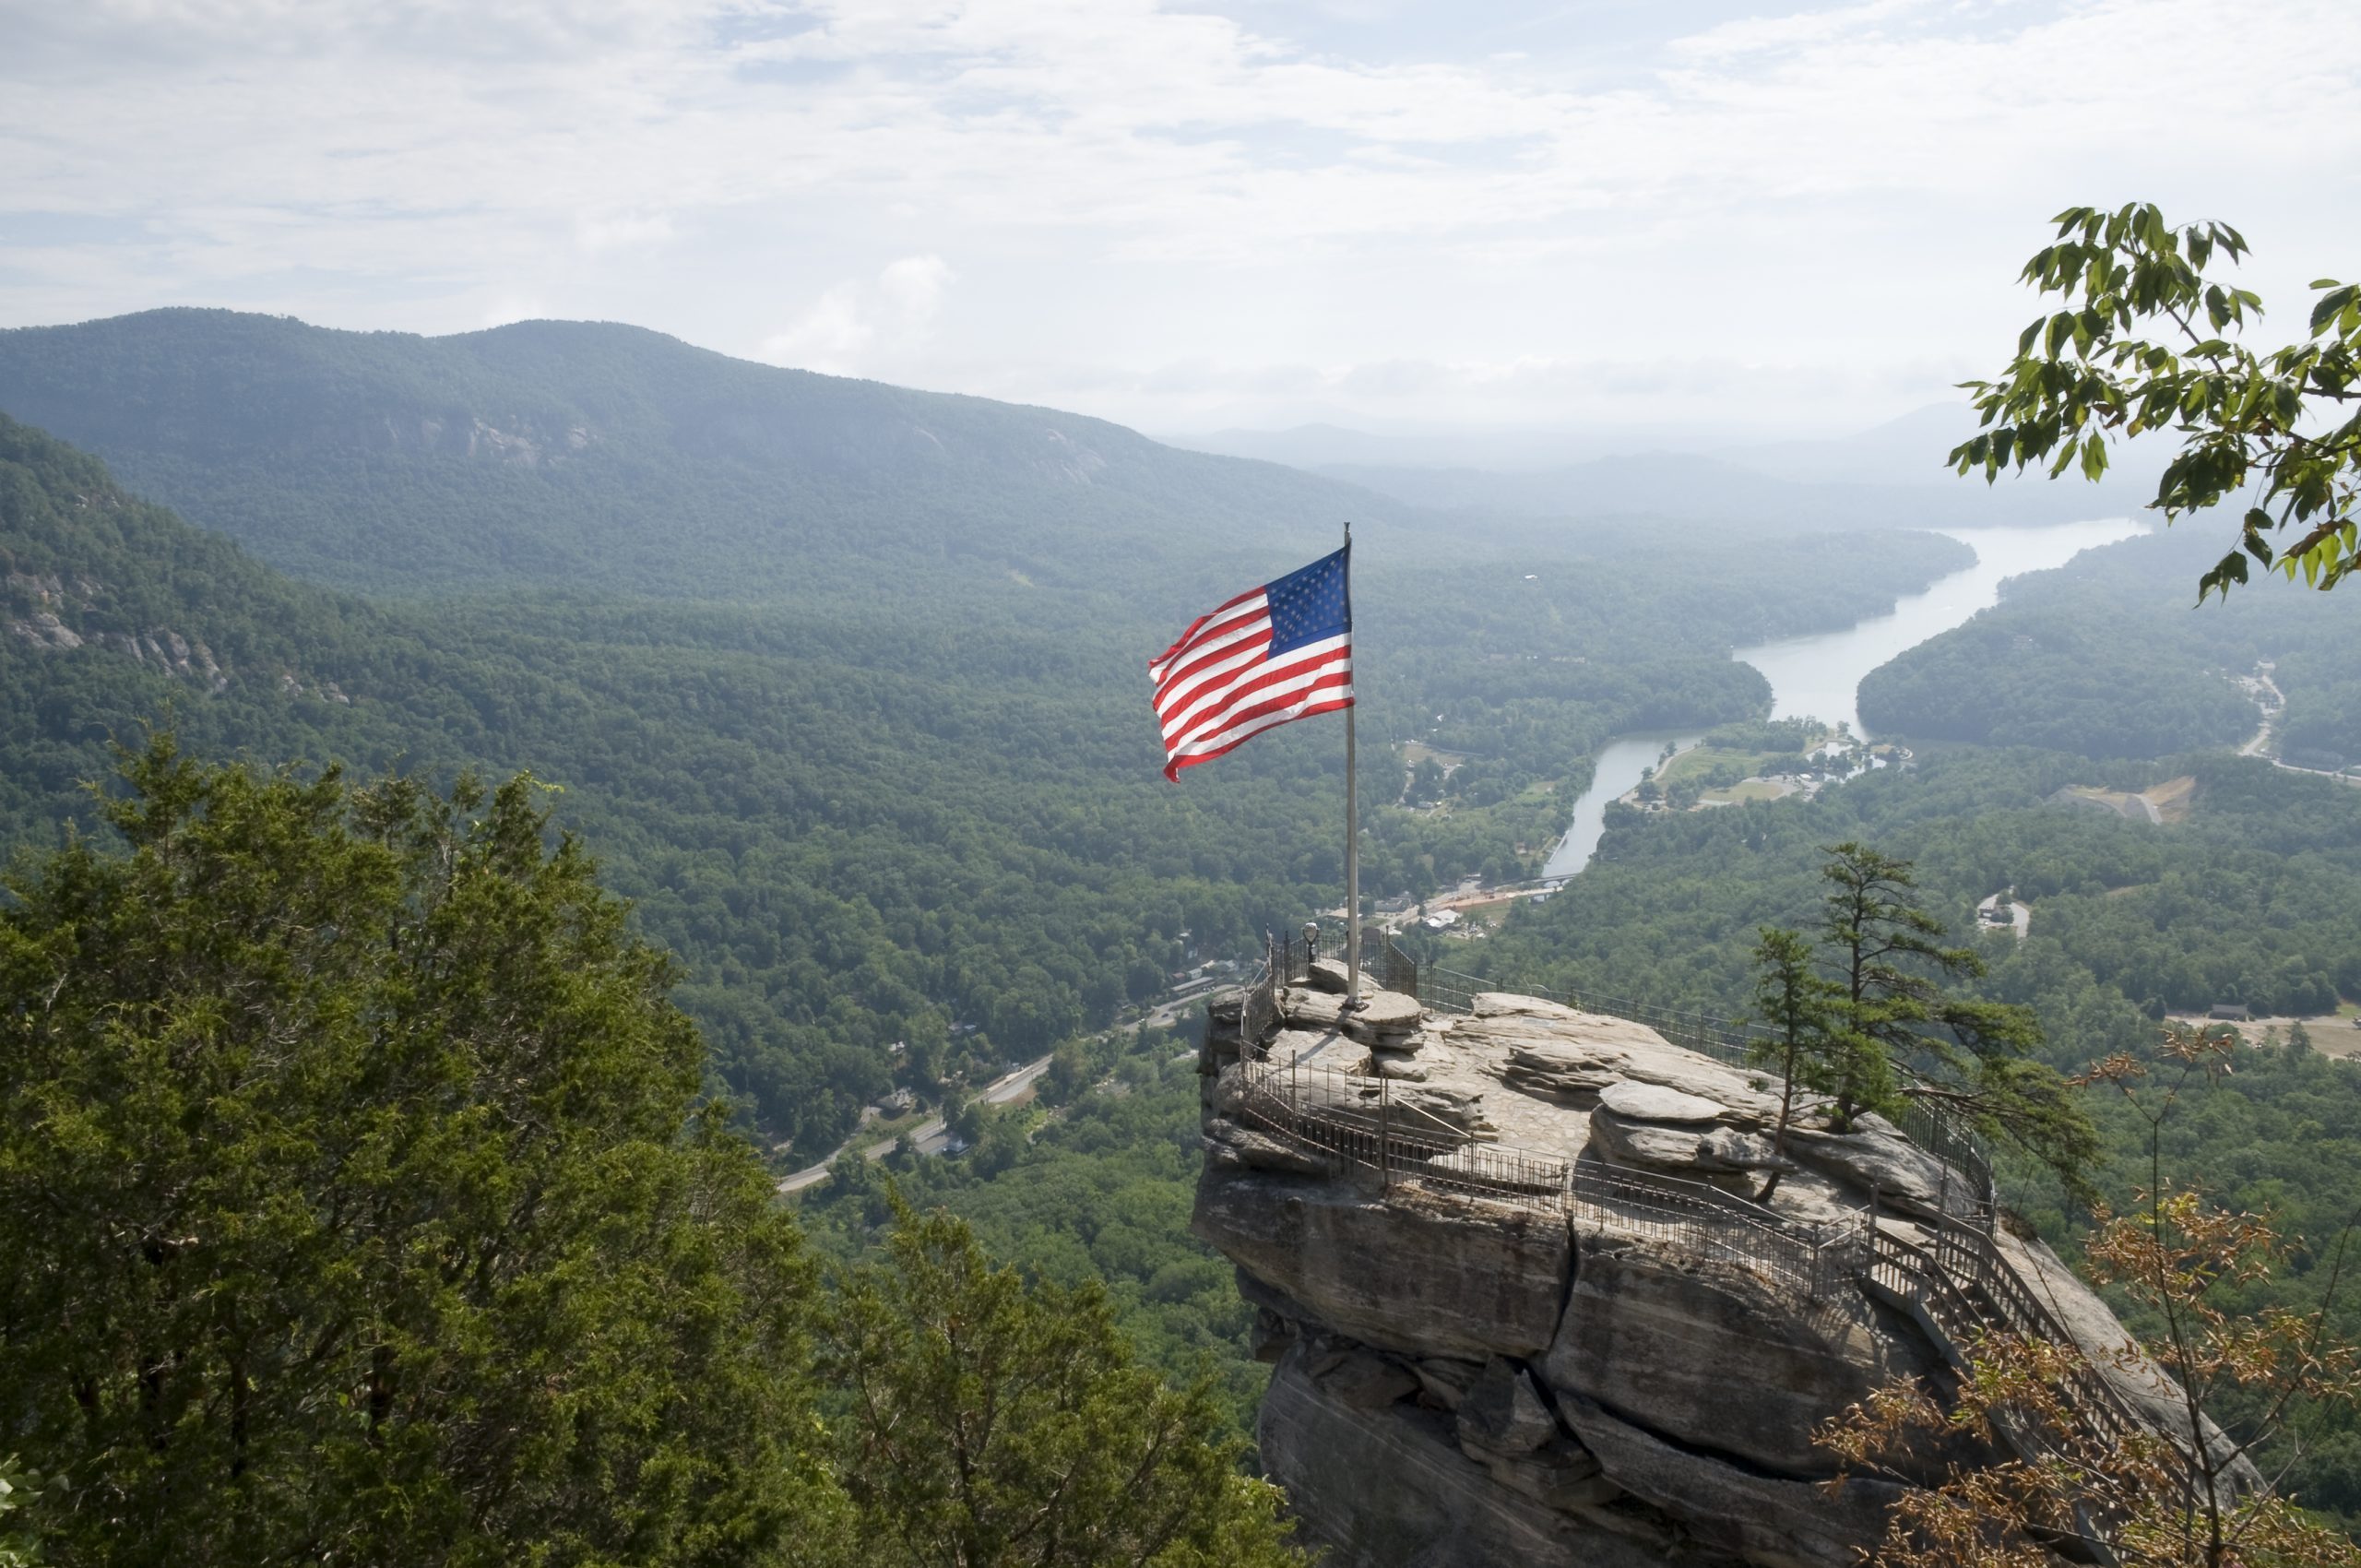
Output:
[{"xmin": 1539, "ymin": 517, "xmax": 2146, "ymax": 881}]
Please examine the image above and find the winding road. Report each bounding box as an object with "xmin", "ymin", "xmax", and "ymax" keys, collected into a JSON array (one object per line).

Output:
[{"xmin": 774, "ymin": 993, "xmax": 1206, "ymax": 1195}]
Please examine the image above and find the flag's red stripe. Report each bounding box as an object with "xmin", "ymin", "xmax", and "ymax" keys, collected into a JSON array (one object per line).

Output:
[
  {"xmin": 1163, "ymin": 694, "xmax": 1356, "ymax": 781},
  {"xmin": 1152, "ymin": 612, "xmax": 1273, "ymax": 710},
  {"xmin": 1155, "ymin": 630, "xmax": 1347, "ymax": 737},
  {"xmin": 1148, "ymin": 586, "xmax": 1265, "ymax": 678},
  {"xmin": 1166, "ymin": 664, "xmax": 1355, "ymax": 756},
  {"xmin": 1160, "ymin": 643, "xmax": 1351, "ymax": 748}
]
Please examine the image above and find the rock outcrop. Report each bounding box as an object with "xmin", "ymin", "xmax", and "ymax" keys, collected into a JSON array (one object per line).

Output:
[{"xmin": 1194, "ymin": 975, "xmax": 2205, "ymax": 1568}]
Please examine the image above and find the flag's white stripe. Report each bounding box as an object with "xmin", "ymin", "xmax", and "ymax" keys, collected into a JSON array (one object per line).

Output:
[
  {"xmin": 1164, "ymin": 656, "xmax": 1354, "ymax": 753},
  {"xmin": 1166, "ymin": 668, "xmax": 1355, "ymax": 759},
  {"xmin": 1158, "ymin": 637, "xmax": 1353, "ymax": 746},
  {"xmin": 1150, "ymin": 596, "xmax": 1268, "ymax": 683},
  {"xmin": 1157, "ymin": 635, "xmax": 1351, "ymax": 743},
  {"xmin": 1151, "ymin": 606, "xmax": 1270, "ymax": 695},
  {"xmin": 1156, "ymin": 633, "xmax": 1287, "ymax": 734},
  {"xmin": 1152, "ymin": 615, "xmax": 1273, "ymax": 711}
]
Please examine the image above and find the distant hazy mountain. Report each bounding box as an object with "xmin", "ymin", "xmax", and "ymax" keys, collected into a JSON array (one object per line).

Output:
[
  {"xmin": 1169, "ymin": 422, "xmax": 1690, "ymax": 472},
  {"xmin": 1317, "ymin": 446, "xmax": 2146, "ymax": 532},
  {"xmin": 1720, "ymin": 402, "xmax": 2171, "ymax": 493},
  {"xmin": 0, "ymin": 310, "xmax": 1413, "ymax": 600},
  {"xmin": 1180, "ymin": 402, "xmax": 2167, "ymax": 532}
]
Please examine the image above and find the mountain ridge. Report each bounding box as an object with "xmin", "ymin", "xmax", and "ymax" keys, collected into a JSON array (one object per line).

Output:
[{"xmin": 0, "ymin": 308, "xmax": 1410, "ymax": 600}]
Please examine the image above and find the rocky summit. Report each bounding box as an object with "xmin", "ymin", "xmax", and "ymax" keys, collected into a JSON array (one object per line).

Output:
[{"xmin": 1193, "ymin": 981, "xmax": 2236, "ymax": 1568}]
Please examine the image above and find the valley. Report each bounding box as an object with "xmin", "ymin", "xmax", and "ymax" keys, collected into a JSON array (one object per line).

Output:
[{"xmin": 8, "ymin": 306, "xmax": 2361, "ymax": 1546}]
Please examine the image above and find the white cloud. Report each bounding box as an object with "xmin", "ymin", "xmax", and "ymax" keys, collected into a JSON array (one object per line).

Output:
[
  {"xmin": 763, "ymin": 254, "xmax": 957, "ymax": 374},
  {"xmin": 0, "ymin": 0, "xmax": 2355, "ymax": 435}
]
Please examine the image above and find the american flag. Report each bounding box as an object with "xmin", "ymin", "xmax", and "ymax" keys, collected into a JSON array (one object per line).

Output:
[{"xmin": 1150, "ymin": 546, "xmax": 1353, "ymax": 781}]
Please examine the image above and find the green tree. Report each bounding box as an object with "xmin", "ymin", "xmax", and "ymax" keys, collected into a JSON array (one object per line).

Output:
[
  {"xmin": 1741, "ymin": 924, "xmax": 1845, "ymax": 1204},
  {"xmin": 1816, "ymin": 843, "xmax": 2096, "ymax": 1188},
  {"xmin": 1952, "ymin": 202, "xmax": 2361, "ymax": 600},
  {"xmin": 817, "ymin": 1203, "xmax": 1305, "ymax": 1568},
  {"xmin": 0, "ymin": 739, "xmax": 825, "ymax": 1566},
  {"xmin": 0, "ymin": 1455, "xmax": 45, "ymax": 1568}
]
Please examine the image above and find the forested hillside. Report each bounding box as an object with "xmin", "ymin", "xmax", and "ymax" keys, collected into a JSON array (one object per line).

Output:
[
  {"xmin": 0, "ymin": 382, "xmax": 1964, "ymax": 1161},
  {"xmin": 0, "ymin": 309, "xmax": 1426, "ymax": 601},
  {"xmin": 1859, "ymin": 526, "xmax": 2361, "ymax": 758}
]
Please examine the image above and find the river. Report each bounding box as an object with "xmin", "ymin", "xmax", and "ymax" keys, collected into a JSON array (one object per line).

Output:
[{"xmin": 1539, "ymin": 518, "xmax": 2145, "ymax": 881}]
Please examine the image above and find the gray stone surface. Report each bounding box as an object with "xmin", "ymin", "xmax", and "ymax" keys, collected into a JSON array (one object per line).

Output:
[
  {"xmin": 1542, "ymin": 1232, "xmax": 1943, "ymax": 1479},
  {"xmin": 1262, "ymin": 1026, "xmax": 1371, "ymax": 1072},
  {"xmin": 1282, "ymin": 984, "xmax": 1426, "ymax": 1045},
  {"xmin": 1203, "ymin": 1115, "xmax": 1332, "ymax": 1177},
  {"xmin": 1476, "ymin": 1436, "xmax": 1622, "ymax": 1512},
  {"xmin": 1455, "ymin": 1358, "xmax": 1560, "ymax": 1457},
  {"xmin": 1586, "ymin": 1115, "xmax": 1789, "ymax": 1186},
  {"xmin": 1585, "ymin": 1112, "xmax": 1720, "ymax": 1174},
  {"xmin": 1258, "ymin": 1345, "xmax": 1731, "ymax": 1568},
  {"xmin": 1782, "ymin": 1123, "xmax": 1954, "ymax": 1217},
  {"xmin": 1199, "ymin": 986, "xmax": 2221, "ymax": 1568},
  {"xmin": 1460, "ymin": 1002, "xmax": 1781, "ymax": 1124},
  {"xmin": 1192, "ymin": 1165, "xmax": 1572, "ymax": 1359},
  {"xmin": 1411, "ymin": 1355, "xmax": 1482, "ymax": 1411},
  {"xmin": 1598, "ymin": 1081, "xmax": 1726, "ymax": 1123},
  {"xmin": 1312, "ymin": 1346, "xmax": 1425, "ymax": 1409},
  {"xmin": 1561, "ymin": 1393, "xmax": 1908, "ymax": 1568},
  {"xmin": 1307, "ymin": 956, "xmax": 1354, "ymax": 993}
]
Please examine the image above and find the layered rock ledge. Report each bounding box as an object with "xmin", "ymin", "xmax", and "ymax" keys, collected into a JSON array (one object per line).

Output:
[{"xmin": 1194, "ymin": 980, "xmax": 2213, "ymax": 1568}]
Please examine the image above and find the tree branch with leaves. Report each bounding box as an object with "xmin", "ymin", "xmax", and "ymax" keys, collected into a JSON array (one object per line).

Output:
[
  {"xmin": 1952, "ymin": 202, "xmax": 2361, "ymax": 601},
  {"xmin": 1821, "ymin": 1026, "xmax": 2361, "ymax": 1568}
]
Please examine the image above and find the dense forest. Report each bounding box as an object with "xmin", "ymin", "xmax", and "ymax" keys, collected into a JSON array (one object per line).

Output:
[
  {"xmin": 0, "ymin": 746, "xmax": 1305, "ymax": 1567},
  {"xmin": 1860, "ymin": 524, "xmax": 2361, "ymax": 759},
  {"xmin": 0, "ymin": 353, "xmax": 1962, "ymax": 1163},
  {"xmin": 14, "ymin": 307, "xmax": 2361, "ymax": 1543}
]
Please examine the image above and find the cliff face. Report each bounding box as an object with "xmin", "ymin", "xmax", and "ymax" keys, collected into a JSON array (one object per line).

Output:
[{"xmin": 1193, "ymin": 977, "xmax": 2201, "ymax": 1568}]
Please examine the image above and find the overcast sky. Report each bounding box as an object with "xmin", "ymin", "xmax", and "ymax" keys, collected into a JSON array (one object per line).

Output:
[{"xmin": 4, "ymin": 0, "xmax": 2356, "ymax": 444}]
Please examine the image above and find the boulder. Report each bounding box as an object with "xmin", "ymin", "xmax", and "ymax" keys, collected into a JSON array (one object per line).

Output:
[
  {"xmin": 1560, "ymin": 1394, "xmax": 1907, "ymax": 1568},
  {"xmin": 1392, "ymin": 1084, "xmax": 1492, "ymax": 1136},
  {"xmin": 1411, "ymin": 1356, "xmax": 1483, "ymax": 1411},
  {"xmin": 1202, "ymin": 1115, "xmax": 1332, "ymax": 1178},
  {"xmin": 1696, "ymin": 1128, "xmax": 1791, "ymax": 1170},
  {"xmin": 1598, "ymin": 1081, "xmax": 1726, "ymax": 1124},
  {"xmin": 1477, "ymin": 1436, "xmax": 1622, "ymax": 1513},
  {"xmin": 1783, "ymin": 1123, "xmax": 1957, "ymax": 1216},
  {"xmin": 1262, "ymin": 1026, "xmax": 1370, "ymax": 1071},
  {"xmin": 1282, "ymin": 984, "xmax": 1426, "ymax": 1045},
  {"xmin": 1466, "ymin": 1007, "xmax": 1778, "ymax": 1124},
  {"xmin": 1585, "ymin": 1112, "xmax": 1723, "ymax": 1174},
  {"xmin": 1370, "ymin": 1053, "xmax": 1430, "ymax": 1081},
  {"xmin": 1587, "ymin": 1115, "xmax": 1786, "ymax": 1187},
  {"xmin": 1313, "ymin": 1347, "xmax": 1424, "ymax": 1409},
  {"xmin": 1307, "ymin": 956, "xmax": 1354, "ymax": 993},
  {"xmin": 1249, "ymin": 1306, "xmax": 1296, "ymax": 1362},
  {"xmin": 1541, "ymin": 1232, "xmax": 1944, "ymax": 1479},
  {"xmin": 1192, "ymin": 1163, "xmax": 1573, "ymax": 1360},
  {"xmin": 1258, "ymin": 1344, "xmax": 1724, "ymax": 1568},
  {"xmin": 1456, "ymin": 1358, "xmax": 1561, "ymax": 1457}
]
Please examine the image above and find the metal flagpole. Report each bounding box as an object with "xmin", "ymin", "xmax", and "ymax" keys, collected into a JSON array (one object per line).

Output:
[{"xmin": 1344, "ymin": 521, "xmax": 1360, "ymax": 1010}]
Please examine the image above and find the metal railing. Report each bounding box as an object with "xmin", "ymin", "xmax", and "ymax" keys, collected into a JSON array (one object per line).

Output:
[
  {"xmin": 1211, "ymin": 929, "xmax": 2155, "ymax": 1467},
  {"xmin": 1569, "ymin": 1158, "xmax": 1866, "ymax": 1298},
  {"xmin": 1228, "ymin": 1055, "xmax": 1569, "ymax": 1207},
  {"xmin": 1867, "ymin": 1214, "xmax": 2147, "ymax": 1459},
  {"xmin": 1279, "ymin": 922, "xmax": 1416, "ymax": 998}
]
